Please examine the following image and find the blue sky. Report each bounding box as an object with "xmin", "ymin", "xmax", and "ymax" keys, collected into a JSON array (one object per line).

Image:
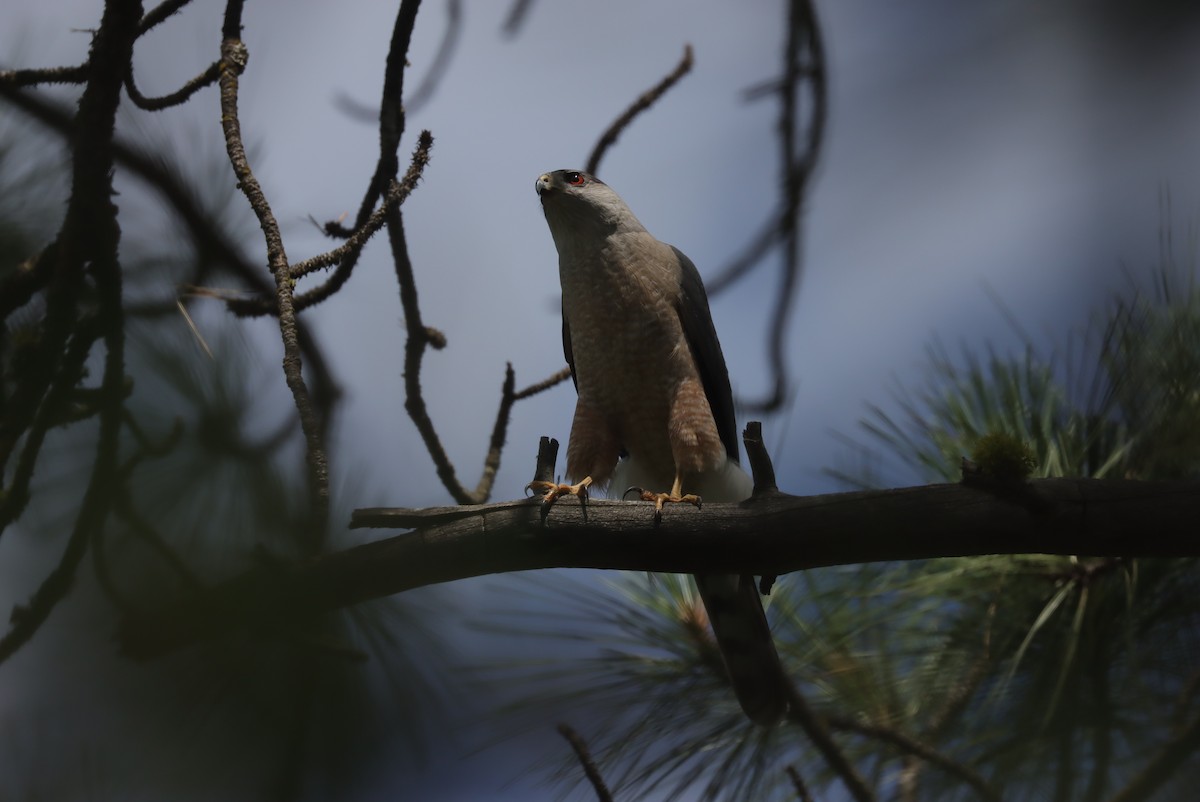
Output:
[{"xmin": 4, "ymin": 1, "xmax": 1200, "ymax": 799}]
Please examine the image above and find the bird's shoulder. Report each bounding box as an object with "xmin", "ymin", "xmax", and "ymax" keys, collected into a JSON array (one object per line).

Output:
[{"xmin": 604, "ymin": 231, "xmax": 686, "ymax": 279}]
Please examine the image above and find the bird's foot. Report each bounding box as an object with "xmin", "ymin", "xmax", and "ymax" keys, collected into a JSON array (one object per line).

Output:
[
  {"xmin": 623, "ymin": 487, "xmax": 702, "ymax": 524},
  {"xmin": 527, "ymin": 476, "xmax": 593, "ymax": 524}
]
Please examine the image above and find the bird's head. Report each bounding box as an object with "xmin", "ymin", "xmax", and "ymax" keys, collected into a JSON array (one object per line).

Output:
[{"xmin": 535, "ymin": 170, "xmax": 646, "ymax": 249}]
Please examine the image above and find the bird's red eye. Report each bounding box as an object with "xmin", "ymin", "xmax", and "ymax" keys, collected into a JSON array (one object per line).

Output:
[{"xmin": 566, "ymin": 172, "xmax": 585, "ymax": 186}]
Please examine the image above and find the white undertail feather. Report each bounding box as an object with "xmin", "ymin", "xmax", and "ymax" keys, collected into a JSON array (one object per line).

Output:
[{"xmin": 608, "ymin": 455, "xmax": 753, "ymax": 503}]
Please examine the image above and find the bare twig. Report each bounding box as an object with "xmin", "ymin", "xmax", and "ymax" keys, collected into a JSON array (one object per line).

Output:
[
  {"xmin": 404, "ymin": 0, "xmax": 461, "ymax": 114},
  {"xmin": 707, "ymin": 0, "xmax": 828, "ymax": 414},
  {"xmin": 217, "ymin": 0, "xmax": 329, "ymax": 539},
  {"xmin": 225, "ymin": 0, "xmax": 425, "ymax": 321},
  {"xmin": 125, "ymin": 60, "xmax": 220, "ymax": 110},
  {"xmin": 501, "ymin": 0, "xmax": 537, "ymax": 37},
  {"xmin": 289, "ymin": 132, "xmax": 433, "ymax": 279},
  {"xmin": 373, "ymin": 0, "xmax": 533, "ymax": 505},
  {"xmin": 0, "ymin": 64, "xmax": 89, "ymax": 87},
  {"xmin": 138, "ymin": 0, "xmax": 194, "ymax": 34},
  {"xmin": 586, "ymin": 44, "xmax": 694, "ymax": 176},
  {"xmin": 557, "ymin": 723, "xmax": 615, "ymax": 802},
  {"xmin": 378, "ymin": 1, "xmax": 491, "ymax": 506},
  {"xmin": 745, "ymin": 0, "xmax": 827, "ymax": 413},
  {"xmin": 514, "ymin": 365, "xmax": 573, "ymax": 400}
]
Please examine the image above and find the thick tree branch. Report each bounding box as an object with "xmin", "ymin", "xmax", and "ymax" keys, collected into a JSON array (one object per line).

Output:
[{"xmin": 118, "ymin": 476, "xmax": 1198, "ymax": 660}]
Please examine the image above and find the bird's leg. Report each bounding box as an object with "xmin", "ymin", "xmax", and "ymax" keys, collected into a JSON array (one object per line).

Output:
[
  {"xmin": 527, "ymin": 476, "xmax": 593, "ymax": 524},
  {"xmin": 630, "ymin": 472, "xmax": 702, "ymax": 524}
]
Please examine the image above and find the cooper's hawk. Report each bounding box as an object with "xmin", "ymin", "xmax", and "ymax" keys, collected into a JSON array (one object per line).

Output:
[{"xmin": 535, "ymin": 169, "xmax": 789, "ymax": 725}]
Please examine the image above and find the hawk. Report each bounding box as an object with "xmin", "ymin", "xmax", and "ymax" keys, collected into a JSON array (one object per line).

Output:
[{"xmin": 534, "ymin": 169, "xmax": 789, "ymax": 725}]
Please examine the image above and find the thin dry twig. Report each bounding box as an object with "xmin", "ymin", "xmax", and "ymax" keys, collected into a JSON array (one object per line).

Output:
[
  {"xmin": 501, "ymin": 0, "xmax": 536, "ymax": 37},
  {"xmin": 289, "ymin": 132, "xmax": 433, "ymax": 279},
  {"xmin": 125, "ymin": 60, "xmax": 220, "ymax": 110},
  {"xmin": 227, "ymin": 0, "xmax": 425, "ymax": 319},
  {"xmin": 375, "ymin": 0, "xmax": 541, "ymax": 505},
  {"xmin": 514, "ymin": 365, "xmax": 573, "ymax": 401},
  {"xmin": 404, "ymin": 0, "xmax": 461, "ymax": 114},
  {"xmin": 586, "ymin": 44, "xmax": 694, "ymax": 176},
  {"xmin": 746, "ymin": 0, "xmax": 827, "ymax": 413},
  {"xmin": 705, "ymin": 0, "xmax": 828, "ymax": 413},
  {"xmin": 217, "ymin": 0, "xmax": 329, "ymax": 539},
  {"xmin": 0, "ymin": 64, "xmax": 89, "ymax": 87},
  {"xmin": 557, "ymin": 723, "xmax": 616, "ymax": 802},
  {"xmin": 138, "ymin": 0, "xmax": 194, "ymax": 34}
]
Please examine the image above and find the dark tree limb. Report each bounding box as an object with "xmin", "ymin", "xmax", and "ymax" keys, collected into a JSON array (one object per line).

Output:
[
  {"xmin": 0, "ymin": 0, "xmax": 143, "ymax": 663},
  {"xmin": 118, "ymin": 472, "xmax": 1200, "ymax": 660}
]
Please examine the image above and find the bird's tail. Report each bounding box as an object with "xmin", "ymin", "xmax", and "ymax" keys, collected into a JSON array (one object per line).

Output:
[
  {"xmin": 695, "ymin": 573, "xmax": 790, "ymax": 725},
  {"xmin": 611, "ymin": 456, "xmax": 790, "ymax": 725}
]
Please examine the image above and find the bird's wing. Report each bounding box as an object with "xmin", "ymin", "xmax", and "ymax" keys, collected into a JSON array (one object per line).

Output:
[
  {"xmin": 672, "ymin": 247, "xmax": 790, "ymax": 724},
  {"xmin": 671, "ymin": 246, "xmax": 740, "ymax": 463},
  {"xmin": 561, "ymin": 303, "xmax": 578, "ymax": 391}
]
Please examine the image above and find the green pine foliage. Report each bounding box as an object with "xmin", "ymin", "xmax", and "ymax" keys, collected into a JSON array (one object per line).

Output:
[{"xmin": 498, "ymin": 229, "xmax": 1200, "ymax": 802}]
